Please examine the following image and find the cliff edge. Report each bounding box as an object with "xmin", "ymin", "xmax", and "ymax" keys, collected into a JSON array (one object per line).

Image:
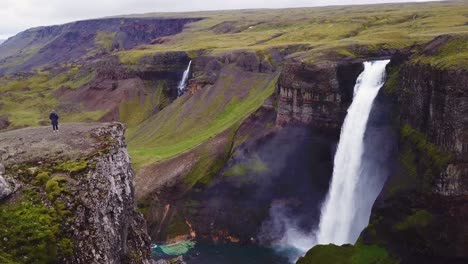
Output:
[{"xmin": 0, "ymin": 123, "xmax": 151, "ymax": 263}]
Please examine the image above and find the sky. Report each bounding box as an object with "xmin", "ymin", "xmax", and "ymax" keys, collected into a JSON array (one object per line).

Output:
[{"xmin": 0, "ymin": 0, "xmax": 440, "ymax": 39}]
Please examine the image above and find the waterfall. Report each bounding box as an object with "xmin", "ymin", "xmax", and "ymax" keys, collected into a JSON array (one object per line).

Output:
[
  {"xmin": 316, "ymin": 59, "xmax": 390, "ymax": 246},
  {"xmin": 178, "ymin": 60, "xmax": 192, "ymax": 96}
]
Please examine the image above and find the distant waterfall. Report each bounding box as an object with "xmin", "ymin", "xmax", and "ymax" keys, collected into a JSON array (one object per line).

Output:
[
  {"xmin": 316, "ymin": 60, "xmax": 390, "ymax": 245},
  {"xmin": 178, "ymin": 60, "xmax": 192, "ymax": 96}
]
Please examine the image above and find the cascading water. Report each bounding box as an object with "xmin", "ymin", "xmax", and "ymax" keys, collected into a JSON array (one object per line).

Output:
[
  {"xmin": 178, "ymin": 60, "xmax": 192, "ymax": 96},
  {"xmin": 316, "ymin": 59, "xmax": 390, "ymax": 246}
]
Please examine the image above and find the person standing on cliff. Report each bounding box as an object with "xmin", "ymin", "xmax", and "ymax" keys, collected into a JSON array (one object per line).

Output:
[{"xmin": 49, "ymin": 110, "xmax": 59, "ymax": 132}]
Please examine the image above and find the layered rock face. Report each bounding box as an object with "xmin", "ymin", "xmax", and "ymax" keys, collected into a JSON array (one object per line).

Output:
[
  {"xmin": 397, "ymin": 64, "xmax": 468, "ymax": 195},
  {"xmin": 0, "ymin": 123, "xmax": 151, "ymax": 263},
  {"xmin": 277, "ymin": 62, "xmax": 363, "ymax": 131},
  {"xmin": 353, "ymin": 61, "xmax": 468, "ymax": 263}
]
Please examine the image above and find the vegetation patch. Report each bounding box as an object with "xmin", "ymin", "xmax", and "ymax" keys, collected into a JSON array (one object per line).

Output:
[
  {"xmin": 183, "ymin": 139, "xmax": 233, "ymax": 189},
  {"xmin": 394, "ymin": 209, "xmax": 433, "ymax": 231},
  {"xmin": 413, "ymin": 35, "xmax": 468, "ymax": 69},
  {"xmin": 400, "ymin": 124, "xmax": 452, "ymax": 190},
  {"xmin": 223, "ymin": 157, "xmax": 269, "ymax": 177},
  {"xmin": 0, "ymin": 194, "xmax": 74, "ymax": 263},
  {"xmin": 56, "ymin": 160, "xmax": 88, "ymax": 175},
  {"xmin": 128, "ymin": 68, "xmax": 280, "ymax": 169},
  {"xmin": 95, "ymin": 32, "xmax": 117, "ymax": 52},
  {"xmin": 383, "ymin": 67, "xmax": 400, "ymax": 95},
  {"xmin": 45, "ymin": 176, "xmax": 68, "ymax": 200},
  {"xmin": 34, "ymin": 171, "xmax": 51, "ymax": 185},
  {"xmin": 117, "ymin": 2, "xmax": 468, "ymax": 64},
  {"xmin": 297, "ymin": 243, "xmax": 398, "ymax": 264}
]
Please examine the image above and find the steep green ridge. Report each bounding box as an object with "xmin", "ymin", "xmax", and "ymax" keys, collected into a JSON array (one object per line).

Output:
[
  {"xmin": 128, "ymin": 66, "xmax": 279, "ymax": 169},
  {"xmin": 117, "ymin": 1, "xmax": 468, "ymax": 63}
]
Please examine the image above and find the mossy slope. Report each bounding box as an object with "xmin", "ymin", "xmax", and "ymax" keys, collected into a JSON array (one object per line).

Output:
[{"xmin": 128, "ymin": 65, "xmax": 279, "ymax": 169}]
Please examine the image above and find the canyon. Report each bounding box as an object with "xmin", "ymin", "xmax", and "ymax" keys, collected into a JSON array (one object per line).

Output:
[{"xmin": 0, "ymin": 1, "xmax": 467, "ymax": 263}]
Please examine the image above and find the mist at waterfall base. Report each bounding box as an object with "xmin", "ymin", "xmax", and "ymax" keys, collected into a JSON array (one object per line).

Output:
[
  {"xmin": 259, "ymin": 60, "xmax": 395, "ymax": 262},
  {"xmin": 163, "ymin": 125, "xmax": 335, "ymax": 263},
  {"xmin": 177, "ymin": 60, "xmax": 192, "ymax": 96},
  {"xmin": 151, "ymin": 125, "xmax": 334, "ymax": 263}
]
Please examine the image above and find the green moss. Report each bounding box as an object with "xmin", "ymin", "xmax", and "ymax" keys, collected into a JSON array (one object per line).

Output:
[
  {"xmin": 56, "ymin": 160, "xmax": 88, "ymax": 174},
  {"xmin": 0, "ymin": 251, "xmax": 18, "ymax": 264},
  {"xmin": 394, "ymin": 209, "xmax": 433, "ymax": 231},
  {"xmin": 400, "ymin": 124, "xmax": 452, "ymax": 190},
  {"xmin": 298, "ymin": 243, "xmax": 398, "ymax": 264},
  {"xmin": 34, "ymin": 171, "xmax": 51, "ymax": 185},
  {"xmin": 0, "ymin": 197, "xmax": 73, "ymax": 263},
  {"xmin": 45, "ymin": 177, "xmax": 67, "ymax": 200},
  {"xmin": 401, "ymin": 124, "xmax": 451, "ymax": 168},
  {"xmin": 383, "ymin": 68, "xmax": 400, "ymax": 95}
]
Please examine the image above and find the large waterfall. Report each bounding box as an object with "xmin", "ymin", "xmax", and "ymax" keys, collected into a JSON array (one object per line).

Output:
[
  {"xmin": 316, "ymin": 60, "xmax": 390, "ymax": 245},
  {"xmin": 178, "ymin": 60, "xmax": 192, "ymax": 96}
]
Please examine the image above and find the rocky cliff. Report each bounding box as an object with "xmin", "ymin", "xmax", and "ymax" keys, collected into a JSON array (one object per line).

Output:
[
  {"xmin": 0, "ymin": 123, "xmax": 151, "ymax": 263},
  {"xmin": 133, "ymin": 53, "xmax": 369, "ymax": 247},
  {"xmin": 277, "ymin": 61, "xmax": 363, "ymax": 131},
  {"xmin": 360, "ymin": 59, "xmax": 468, "ymax": 262},
  {"xmin": 298, "ymin": 37, "xmax": 468, "ymax": 264}
]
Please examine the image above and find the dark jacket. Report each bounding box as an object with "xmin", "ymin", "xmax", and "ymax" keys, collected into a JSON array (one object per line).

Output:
[{"xmin": 49, "ymin": 113, "xmax": 59, "ymax": 124}]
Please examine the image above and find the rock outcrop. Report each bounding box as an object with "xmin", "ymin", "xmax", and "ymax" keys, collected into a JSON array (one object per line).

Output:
[
  {"xmin": 324, "ymin": 59, "xmax": 468, "ymax": 263},
  {"xmin": 297, "ymin": 48, "xmax": 468, "ymax": 263},
  {"xmin": 396, "ymin": 63, "xmax": 468, "ymax": 196},
  {"xmin": 277, "ymin": 61, "xmax": 363, "ymax": 131},
  {"xmin": 0, "ymin": 123, "xmax": 151, "ymax": 263}
]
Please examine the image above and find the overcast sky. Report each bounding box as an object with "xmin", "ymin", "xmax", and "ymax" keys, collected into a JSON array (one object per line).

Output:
[{"xmin": 0, "ymin": 0, "xmax": 439, "ymax": 39}]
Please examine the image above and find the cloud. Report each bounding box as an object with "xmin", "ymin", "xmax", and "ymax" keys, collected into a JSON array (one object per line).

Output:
[{"xmin": 0, "ymin": 0, "xmax": 438, "ymax": 38}]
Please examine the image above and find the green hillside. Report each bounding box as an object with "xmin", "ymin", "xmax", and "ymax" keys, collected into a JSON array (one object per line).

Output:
[
  {"xmin": 0, "ymin": 1, "xmax": 467, "ymax": 169},
  {"xmin": 128, "ymin": 66, "xmax": 280, "ymax": 169},
  {"xmin": 118, "ymin": 1, "xmax": 468, "ymax": 64}
]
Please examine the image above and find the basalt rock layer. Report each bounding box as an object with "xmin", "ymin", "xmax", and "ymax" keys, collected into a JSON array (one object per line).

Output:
[
  {"xmin": 298, "ymin": 45, "xmax": 468, "ymax": 263},
  {"xmin": 364, "ymin": 61, "xmax": 468, "ymax": 262},
  {"xmin": 277, "ymin": 61, "xmax": 363, "ymax": 131}
]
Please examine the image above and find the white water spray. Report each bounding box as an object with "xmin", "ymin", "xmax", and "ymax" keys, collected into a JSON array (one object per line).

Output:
[
  {"xmin": 178, "ymin": 60, "xmax": 192, "ymax": 95},
  {"xmin": 316, "ymin": 59, "xmax": 390, "ymax": 245}
]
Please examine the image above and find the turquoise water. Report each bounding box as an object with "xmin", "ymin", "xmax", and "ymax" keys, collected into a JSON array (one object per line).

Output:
[{"xmin": 152, "ymin": 241, "xmax": 291, "ymax": 264}]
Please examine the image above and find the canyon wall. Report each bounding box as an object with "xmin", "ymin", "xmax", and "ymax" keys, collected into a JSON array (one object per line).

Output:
[
  {"xmin": 277, "ymin": 62, "xmax": 363, "ymax": 131},
  {"xmin": 134, "ymin": 56, "xmax": 368, "ymax": 246}
]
